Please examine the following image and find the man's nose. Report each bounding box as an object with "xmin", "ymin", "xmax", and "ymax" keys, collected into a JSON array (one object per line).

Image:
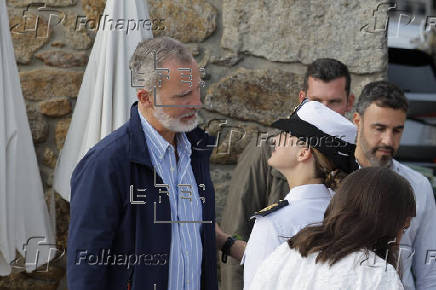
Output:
[
  {"xmin": 382, "ymin": 131, "xmax": 394, "ymax": 147},
  {"xmin": 189, "ymin": 89, "xmax": 202, "ymax": 107}
]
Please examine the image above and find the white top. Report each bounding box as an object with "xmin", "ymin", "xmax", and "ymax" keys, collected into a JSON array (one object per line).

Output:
[
  {"xmin": 392, "ymin": 160, "xmax": 436, "ymax": 290},
  {"xmin": 243, "ymin": 184, "xmax": 333, "ymax": 289},
  {"xmin": 249, "ymin": 242, "xmax": 404, "ymax": 290}
]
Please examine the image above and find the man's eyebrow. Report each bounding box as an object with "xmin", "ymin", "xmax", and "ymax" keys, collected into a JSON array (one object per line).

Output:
[
  {"xmin": 372, "ymin": 123, "xmax": 404, "ymax": 130},
  {"xmin": 309, "ymin": 96, "xmax": 342, "ymax": 102},
  {"xmin": 172, "ymin": 83, "xmax": 201, "ymax": 98},
  {"xmin": 174, "ymin": 89, "xmax": 192, "ymax": 98}
]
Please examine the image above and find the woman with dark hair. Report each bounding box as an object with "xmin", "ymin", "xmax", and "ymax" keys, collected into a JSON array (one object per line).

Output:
[
  {"xmin": 249, "ymin": 166, "xmax": 416, "ymax": 290},
  {"xmin": 243, "ymin": 100, "xmax": 359, "ymax": 288}
]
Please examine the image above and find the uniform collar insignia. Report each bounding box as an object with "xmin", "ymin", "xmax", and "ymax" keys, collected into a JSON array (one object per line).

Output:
[{"xmin": 250, "ymin": 199, "xmax": 290, "ymax": 219}]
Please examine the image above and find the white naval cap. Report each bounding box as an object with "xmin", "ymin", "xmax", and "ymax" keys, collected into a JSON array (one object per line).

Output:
[
  {"xmin": 296, "ymin": 100, "xmax": 356, "ymax": 144},
  {"xmin": 271, "ymin": 100, "xmax": 358, "ymax": 173}
]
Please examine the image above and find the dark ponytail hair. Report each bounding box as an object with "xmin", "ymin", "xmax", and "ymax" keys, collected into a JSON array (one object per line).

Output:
[
  {"xmin": 311, "ymin": 148, "xmax": 347, "ymax": 190},
  {"xmin": 289, "ymin": 167, "xmax": 416, "ymax": 272}
]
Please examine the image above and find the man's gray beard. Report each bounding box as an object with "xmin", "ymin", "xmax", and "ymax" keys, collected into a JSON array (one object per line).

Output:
[
  {"xmin": 366, "ymin": 152, "xmax": 393, "ymax": 168},
  {"xmin": 359, "ymin": 129, "xmax": 393, "ymax": 168},
  {"xmin": 152, "ymin": 105, "xmax": 198, "ymax": 133}
]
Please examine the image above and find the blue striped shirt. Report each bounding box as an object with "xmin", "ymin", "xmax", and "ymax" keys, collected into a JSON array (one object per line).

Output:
[{"xmin": 139, "ymin": 110, "xmax": 203, "ymax": 290}]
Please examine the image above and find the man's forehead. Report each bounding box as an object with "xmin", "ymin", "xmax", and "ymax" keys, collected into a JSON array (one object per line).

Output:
[
  {"xmin": 306, "ymin": 76, "xmax": 347, "ymax": 97},
  {"xmin": 158, "ymin": 58, "xmax": 199, "ymax": 83},
  {"xmin": 363, "ymin": 102, "xmax": 406, "ymax": 115},
  {"xmin": 362, "ymin": 103, "xmax": 406, "ymax": 125},
  {"xmin": 308, "ymin": 76, "xmax": 347, "ymax": 86},
  {"xmin": 163, "ymin": 58, "xmax": 197, "ymax": 72}
]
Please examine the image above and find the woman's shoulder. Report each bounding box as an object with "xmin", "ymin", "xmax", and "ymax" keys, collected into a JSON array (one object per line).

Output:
[
  {"xmin": 256, "ymin": 242, "xmax": 300, "ymax": 266},
  {"xmin": 255, "ymin": 242, "xmax": 316, "ymax": 273},
  {"xmin": 250, "ymin": 247, "xmax": 403, "ymax": 290},
  {"xmin": 331, "ymin": 250, "xmax": 403, "ymax": 289}
]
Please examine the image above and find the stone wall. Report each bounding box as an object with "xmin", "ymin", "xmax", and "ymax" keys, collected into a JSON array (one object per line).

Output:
[{"xmin": 2, "ymin": 0, "xmax": 388, "ymax": 288}]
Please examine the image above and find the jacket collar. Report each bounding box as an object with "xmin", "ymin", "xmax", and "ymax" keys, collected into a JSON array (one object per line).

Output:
[
  {"xmin": 128, "ymin": 102, "xmax": 152, "ymax": 166},
  {"xmin": 285, "ymin": 183, "xmax": 332, "ymax": 202},
  {"xmin": 128, "ymin": 102, "xmax": 214, "ymax": 166}
]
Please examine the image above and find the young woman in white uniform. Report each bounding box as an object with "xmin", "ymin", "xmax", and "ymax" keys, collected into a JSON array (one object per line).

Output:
[
  {"xmin": 249, "ymin": 166, "xmax": 415, "ymax": 290},
  {"xmin": 243, "ymin": 100, "xmax": 359, "ymax": 289}
]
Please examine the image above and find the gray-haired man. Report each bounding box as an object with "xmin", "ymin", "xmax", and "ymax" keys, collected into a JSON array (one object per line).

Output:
[{"xmin": 67, "ymin": 37, "xmax": 218, "ymax": 290}]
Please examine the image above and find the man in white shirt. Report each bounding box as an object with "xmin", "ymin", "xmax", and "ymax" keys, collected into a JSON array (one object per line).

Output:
[{"xmin": 353, "ymin": 81, "xmax": 436, "ymax": 290}]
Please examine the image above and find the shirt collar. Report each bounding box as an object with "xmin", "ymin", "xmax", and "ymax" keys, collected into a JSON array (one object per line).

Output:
[
  {"xmin": 356, "ymin": 158, "xmax": 397, "ymax": 171},
  {"xmin": 285, "ymin": 184, "xmax": 332, "ymax": 202},
  {"xmin": 138, "ymin": 108, "xmax": 170, "ymax": 159},
  {"xmin": 176, "ymin": 131, "xmax": 192, "ymax": 157},
  {"xmin": 391, "ymin": 159, "xmax": 400, "ymax": 172}
]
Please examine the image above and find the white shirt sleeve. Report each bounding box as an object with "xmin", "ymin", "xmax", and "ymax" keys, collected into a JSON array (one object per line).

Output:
[
  {"xmin": 412, "ymin": 179, "xmax": 436, "ymax": 289},
  {"xmin": 242, "ymin": 216, "xmax": 283, "ymax": 290}
]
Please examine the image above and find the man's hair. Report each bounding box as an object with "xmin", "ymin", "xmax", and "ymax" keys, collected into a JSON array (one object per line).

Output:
[
  {"xmin": 356, "ymin": 81, "xmax": 408, "ymax": 115},
  {"xmin": 129, "ymin": 37, "xmax": 193, "ymax": 91},
  {"xmin": 289, "ymin": 166, "xmax": 416, "ymax": 272},
  {"xmin": 303, "ymin": 58, "xmax": 351, "ymax": 96}
]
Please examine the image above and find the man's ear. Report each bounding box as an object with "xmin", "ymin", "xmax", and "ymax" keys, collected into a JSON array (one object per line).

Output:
[
  {"xmin": 346, "ymin": 94, "xmax": 355, "ymax": 113},
  {"xmin": 298, "ymin": 90, "xmax": 306, "ymax": 103},
  {"xmin": 352, "ymin": 112, "xmax": 361, "ymax": 127},
  {"xmin": 137, "ymin": 89, "xmax": 152, "ymax": 106}
]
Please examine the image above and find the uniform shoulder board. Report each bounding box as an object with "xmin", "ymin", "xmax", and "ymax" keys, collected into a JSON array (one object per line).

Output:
[{"xmin": 250, "ymin": 200, "xmax": 289, "ymax": 219}]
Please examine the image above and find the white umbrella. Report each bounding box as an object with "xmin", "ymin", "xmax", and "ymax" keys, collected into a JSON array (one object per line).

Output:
[
  {"xmin": 53, "ymin": 0, "xmax": 153, "ymax": 201},
  {"xmin": 0, "ymin": 0, "xmax": 55, "ymax": 275}
]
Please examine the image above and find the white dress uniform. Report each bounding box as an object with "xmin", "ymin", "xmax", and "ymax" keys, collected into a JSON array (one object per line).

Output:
[
  {"xmin": 243, "ymin": 184, "xmax": 333, "ymax": 289},
  {"xmin": 248, "ymin": 242, "xmax": 404, "ymax": 290},
  {"xmin": 242, "ymin": 100, "xmax": 358, "ymax": 290},
  {"xmin": 391, "ymin": 160, "xmax": 436, "ymax": 290}
]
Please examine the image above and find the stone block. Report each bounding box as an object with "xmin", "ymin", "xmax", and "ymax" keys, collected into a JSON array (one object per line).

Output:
[
  {"xmin": 35, "ymin": 50, "xmax": 89, "ymax": 67},
  {"xmin": 205, "ymin": 68, "xmax": 303, "ymax": 126},
  {"xmin": 26, "ymin": 106, "xmax": 49, "ymax": 144},
  {"xmin": 221, "ymin": 0, "xmax": 388, "ymax": 73},
  {"xmin": 39, "ymin": 97, "xmax": 72, "ymax": 117},
  {"xmin": 8, "ymin": 14, "xmax": 50, "ymax": 64},
  {"xmin": 62, "ymin": 12, "xmax": 93, "ymax": 50},
  {"xmin": 55, "ymin": 118, "xmax": 71, "ymax": 150},
  {"xmin": 42, "ymin": 147, "xmax": 58, "ymax": 169},
  {"xmin": 198, "ymin": 110, "xmax": 272, "ymax": 165},
  {"xmin": 148, "ymin": 0, "xmax": 218, "ymax": 42},
  {"xmin": 20, "ymin": 69, "xmax": 83, "ymax": 101}
]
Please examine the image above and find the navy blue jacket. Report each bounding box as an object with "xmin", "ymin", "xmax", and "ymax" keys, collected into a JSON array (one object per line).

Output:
[{"xmin": 67, "ymin": 102, "xmax": 218, "ymax": 290}]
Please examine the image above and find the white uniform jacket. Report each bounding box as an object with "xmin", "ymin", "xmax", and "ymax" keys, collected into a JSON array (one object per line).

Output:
[{"xmin": 242, "ymin": 184, "xmax": 333, "ymax": 289}]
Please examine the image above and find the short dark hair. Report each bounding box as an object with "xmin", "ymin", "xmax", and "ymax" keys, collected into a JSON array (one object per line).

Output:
[
  {"xmin": 303, "ymin": 58, "xmax": 351, "ymax": 96},
  {"xmin": 356, "ymin": 81, "xmax": 408, "ymax": 115},
  {"xmin": 289, "ymin": 167, "xmax": 416, "ymax": 271}
]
